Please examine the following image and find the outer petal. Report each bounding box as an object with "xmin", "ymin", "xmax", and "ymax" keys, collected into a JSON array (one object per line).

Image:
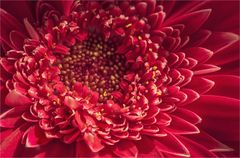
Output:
[
  {"xmin": 153, "ymin": 132, "xmax": 190, "ymax": 157},
  {"xmin": 23, "ymin": 125, "xmax": 51, "ymax": 148},
  {"xmin": 113, "ymin": 140, "xmax": 138, "ymax": 158},
  {"xmin": 0, "ymin": 123, "xmax": 28, "ymax": 157}
]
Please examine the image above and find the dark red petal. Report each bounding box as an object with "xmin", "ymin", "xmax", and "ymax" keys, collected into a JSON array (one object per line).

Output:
[
  {"xmin": 9, "ymin": 30, "xmax": 26, "ymax": 50},
  {"xmin": 24, "ymin": 125, "xmax": 51, "ymax": 148},
  {"xmin": 153, "ymin": 132, "xmax": 190, "ymax": 157},
  {"xmin": 188, "ymin": 29, "xmax": 212, "ymax": 47},
  {"xmin": 0, "ymin": 9, "xmax": 25, "ymax": 46},
  {"xmin": 165, "ymin": 115, "xmax": 199, "ymax": 134},
  {"xmin": 23, "ymin": 18, "xmax": 40, "ymax": 40},
  {"xmin": 5, "ymin": 90, "xmax": 31, "ymax": 107}
]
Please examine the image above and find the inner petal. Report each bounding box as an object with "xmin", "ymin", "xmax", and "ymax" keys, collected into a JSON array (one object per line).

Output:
[{"xmin": 56, "ymin": 33, "xmax": 126, "ymax": 102}]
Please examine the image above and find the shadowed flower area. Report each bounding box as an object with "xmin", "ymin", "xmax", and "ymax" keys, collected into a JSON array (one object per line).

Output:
[{"xmin": 0, "ymin": 0, "xmax": 239, "ymax": 157}]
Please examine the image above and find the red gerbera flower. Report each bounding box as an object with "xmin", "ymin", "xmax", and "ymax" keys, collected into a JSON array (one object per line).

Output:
[{"xmin": 0, "ymin": 0, "xmax": 239, "ymax": 157}]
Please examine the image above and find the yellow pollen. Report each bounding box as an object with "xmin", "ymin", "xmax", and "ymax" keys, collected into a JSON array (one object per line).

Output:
[
  {"xmin": 125, "ymin": 23, "xmax": 132, "ymax": 28},
  {"xmin": 153, "ymin": 66, "xmax": 158, "ymax": 71}
]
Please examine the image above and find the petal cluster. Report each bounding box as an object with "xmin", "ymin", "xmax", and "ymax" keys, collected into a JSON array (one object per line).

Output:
[{"xmin": 0, "ymin": 0, "xmax": 239, "ymax": 157}]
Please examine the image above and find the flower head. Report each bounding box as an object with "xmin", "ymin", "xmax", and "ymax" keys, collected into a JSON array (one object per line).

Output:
[{"xmin": 1, "ymin": 0, "xmax": 239, "ymax": 157}]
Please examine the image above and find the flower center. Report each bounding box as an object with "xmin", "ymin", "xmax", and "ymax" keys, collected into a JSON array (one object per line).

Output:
[{"xmin": 57, "ymin": 33, "xmax": 126, "ymax": 102}]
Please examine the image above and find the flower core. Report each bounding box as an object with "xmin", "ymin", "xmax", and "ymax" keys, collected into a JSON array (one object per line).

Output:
[{"xmin": 57, "ymin": 33, "xmax": 126, "ymax": 102}]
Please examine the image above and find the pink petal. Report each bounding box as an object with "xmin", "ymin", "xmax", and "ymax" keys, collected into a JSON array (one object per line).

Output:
[
  {"xmin": 5, "ymin": 90, "xmax": 31, "ymax": 107},
  {"xmin": 113, "ymin": 140, "xmax": 138, "ymax": 158}
]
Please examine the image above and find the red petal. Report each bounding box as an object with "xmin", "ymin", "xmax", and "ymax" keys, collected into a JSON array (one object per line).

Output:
[
  {"xmin": 206, "ymin": 75, "xmax": 239, "ymax": 99},
  {"xmin": 0, "ymin": 124, "xmax": 28, "ymax": 157},
  {"xmin": 179, "ymin": 89, "xmax": 200, "ymax": 106},
  {"xmin": 5, "ymin": 90, "xmax": 31, "ymax": 107},
  {"xmin": 164, "ymin": 9, "xmax": 211, "ymax": 34},
  {"xmin": 186, "ymin": 77, "xmax": 215, "ymax": 94},
  {"xmin": 113, "ymin": 140, "xmax": 138, "ymax": 158},
  {"xmin": 173, "ymin": 108, "xmax": 202, "ymax": 125},
  {"xmin": 76, "ymin": 141, "xmax": 96, "ymax": 157},
  {"xmin": 84, "ymin": 132, "xmax": 104, "ymax": 152},
  {"xmin": 178, "ymin": 136, "xmax": 217, "ymax": 157},
  {"xmin": 64, "ymin": 96, "xmax": 80, "ymax": 110},
  {"xmin": 185, "ymin": 47, "xmax": 213, "ymax": 64},
  {"xmin": 0, "ymin": 107, "xmax": 26, "ymax": 128},
  {"xmin": 0, "ymin": 58, "xmax": 15, "ymax": 74},
  {"xmin": 194, "ymin": 64, "xmax": 221, "ymax": 75},
  {"xmin": 153, "ymin": 132, "xmax": 190, "ymax": 157},
  {"xmin": 165, "ymin": 115, "xmax": 199, "ymax": 134},
  {"xmin": 208, "ymin": 41, "xmax": 239, "ymax": 65},
  {"xmin": 188, "ymin": 131, "xmax": 233, "ymax": 152},
  {"xmin": 202, "ymin": 32, "xmax": 238, "ymax": 53},
  {"xmin": 24, "ymin": 125, "xmax": 50, "ymax": 148},
  {"xmin": 136, "ymin": 136, "xmax": 164, "ymax": 158},
  {"xmin": 136, "ymin": 2, "xmax": 147, "ymax": 17},
  {"xmin": 189, "ymin": 95, "xmax": 239, "ymax": 142}
]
